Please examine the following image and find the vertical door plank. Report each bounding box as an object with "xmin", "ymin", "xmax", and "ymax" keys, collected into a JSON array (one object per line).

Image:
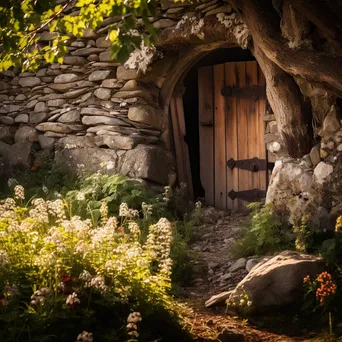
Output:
[
  {"xmin": 198, "ymin": 66, "xmax": 215, "ymax": 206},
  {"xmin": 225, "ymin": 62, "xmax": 238, "ymax": 210},
  {"xmin": 175, "ymin": 95, "xmax": 194, "ymax": 200},
  {"xmin": 170, "ymin": 97, "xmax": 186, "ymax": 185},
  {"xmin": 246, "ymin": 61, "xmax": 259, "ymax": 192},
  {"xmin": 214, "ymin": 64, "xmax": 227, "ymax": 210},
  {"xmin": 258, "ymin": 67, "xmax": 267, "ymax": 191},
  {"xmin": 236, "ymin": 62, "xmax": 248, "ymax": 209}
]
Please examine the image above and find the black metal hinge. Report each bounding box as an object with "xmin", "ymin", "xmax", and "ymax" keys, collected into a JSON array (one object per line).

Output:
[
  {"xmin": 227, "ymin": 157, "xmax": 267, "ymax": 172},
  {"xmin": 221, "ymin": 85, "xmax": 266, "ymax": 100},
  {"xmin": 228, "ymin": 189, "xmax": 266, "ymax": 202}
]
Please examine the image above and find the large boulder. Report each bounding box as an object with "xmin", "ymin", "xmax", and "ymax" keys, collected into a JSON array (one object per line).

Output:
[{"xmin": 228, "ymin": 251, "xmax": 325, "ymax": 313}]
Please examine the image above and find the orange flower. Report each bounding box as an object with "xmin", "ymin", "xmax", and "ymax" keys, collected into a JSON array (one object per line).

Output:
[{"xmin": 30, "ymin": 163, "xmax": 39, "ymax": 171}]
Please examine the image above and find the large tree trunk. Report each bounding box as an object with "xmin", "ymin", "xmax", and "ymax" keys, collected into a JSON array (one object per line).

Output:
[
  {"xmin": 229, "ymin": 0, "xmax": 342, "ymax": 97},
  {"xmin": 253, "ymin": 46, "xmax": 313, "ymax": 157}
]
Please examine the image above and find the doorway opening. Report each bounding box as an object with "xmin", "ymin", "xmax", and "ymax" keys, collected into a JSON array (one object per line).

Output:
[{"xmin": 170, "ymin": 47, "xmax": 270, "ymax": 210}]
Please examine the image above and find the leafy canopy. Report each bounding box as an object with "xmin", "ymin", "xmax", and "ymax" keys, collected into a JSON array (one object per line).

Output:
[{"xmin": 0, "ymin": 0, "xmax": 160, "ymax": 71}]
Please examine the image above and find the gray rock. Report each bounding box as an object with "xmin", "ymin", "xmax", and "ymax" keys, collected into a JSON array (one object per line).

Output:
[
  {"xmin": 71, "ymin": 47, "xmax": 105, "ymax": 56},
  {"xmin": 99, "ymin": 50, "xmax": 113, "ymax": 62},
  {"xmin": 36, "ymin": 122, "xmax": 72, "ymax": 134},
  {"xmin": 34, "ymin": 102, "xmax": 48, "ymax": 112},
  {"xmin": 94, "ymin": 88, "xmax": 111, "ymax": 100},
  {"xmin": 153, "ymin": 19, "xmax": 177, "ymax": 29},
  {"xmin": 54, "ymin": 73, "xmax": 79, "ymax": 84},
  {"xmin": 314, "ymin": 161, "xmax": 334, "ymax": 184},
  {"xmin": 0, "ymin": 81, "xmax": 10, "ymax": 90},
  {"xmin": 128, "ymin": 105, "xmax": 167, "ymax": 130},
  {"xmin": 0, "ymin": 116, "xmax": 14, "ymax": 125},
  {"xmin": 18, "ymin": 77, "xmax": 40, "ymax": 87},
  {"xmin": 27, "ymin": 100, "xmax": 39, "ymax": 109},
  {"xmin": 0, "ymin": 126, "xmax": 15, "ymax": 143},
  {"xmin": 63, "ymin": 56, "xmax": 87, "ymax": 66},
  {"xmin": 57, "ymin": 135, "xmax": 96, "ymax": 149},
  {"xmin": 81, "ymin": 115, "xmax": 128, "ymax": 126},
  {"xmin": 58, "ymin": 110, "xmax": 81, "ymax": 123},
  {"xmin": 120, "ymin": 145, "xmax": 173, "ymax": 184},
  {"xmin": 116, "ymin": 66, "xmax": 141, "ymax": 80},
  {"xmin": 14, "ymin": 114, "xmax": 29, "ymax": 123},
  {"xmin": 30, "ymin": 112, "xmax": 49, "ymax": 124},
  {"xmin": 64, "ymin": 88, "xmax": 89, "ymax": 99},
  {"xmin": 95, "ymin": 134, "xmax": 138, "ymax": 150},
  {"xmin": 47, "ymin": 99, "xmax": 65, "ymax": 107},
  {"xmin": 102, "ymin": 79, "xmax": 123, "ymax": 88},
  {"xmin": 49, "ymin": 82, "xmax": 78, "ymax": 92},
  {"xmin": 96, "ymin": 36, "xmax": 111, "ymax": 48},
  {"xmin": 15, "ymin": 126, "xmax": 39, "ymax": 143},
  {"xmin": 322, "ymin": 107, "xmax": 340, "ymax": 134},
  {"xmin": 0, "ymin": 141, "xmax": 32, "ymax": 168},
  {"xmin": 15, "ymin": 94, "xmax": 27, "ymax": 101},
  {"xmin": 309, "ymin": 145, "xmax": 321, "ymax": 167},
  {"xmin": 38, "ymin": 135, "xmax": 56, "ymax": 150},
  {"xmin": 88, "ymin": 70, "xmax": 111, "ymax": 82},
  {"xmin": 228, "ymin": 258, "xmax": 247, "ymax": 273},
  {"xmin": 205, "ymin": 291, "xmax": 233, "ymax": 308},
  {"xmin": 80, "ymin": 108, "xmax": 111, "ymax": 116},
  {"xmin": 229, "ymin": 251, "xmax": 325, "ymax": 313},
  {"xmin": 88, "ymin": 54, "xmax": 99, "ymax": 62}
]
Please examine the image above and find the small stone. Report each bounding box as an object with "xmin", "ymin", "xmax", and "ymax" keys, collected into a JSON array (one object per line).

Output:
[
  {"xmin": 96, "ymin": 36, "xmax": 111, "ymax": 48},
  {"xmin": 15, "ymin": 114, "xmax": 29, "ymax": 123},
  {"xmin": 94, "ymin": 88, "xmax": 111, "ymax": 100},
  {"xmin": 246, "ymin": 258, "xmax": 260, "ymax": 272},
  {"xmin": 81, "ymin": 115, "xmax": 128, "ymax": 126},
  {"xmin": 26, "ymin": 99, "xmax": 39, "ymax": 109},
  {"xmin": 36, "ymin": 68, "xmax": 47, "ymax": 77},
  {"xmin": 36, "ymin": 122, "xmax": 72, "ymax": 134},
  {"xmin": 95, "ymin": 134, "xmax": 137, "ymax": 150},
  {"xmin": 18, "ymin": 77, "xmax": 40, "ymax": 87},
  {"xmin": 54, "ymin": 73, "xmax": 79, "ymax": 84},
  {"xmin": 30, "ymin": 112, "xmax": 49, "ymax": 124},
  {"xmin": 0, "ymin": 116, "xmax": 14, "ymax": 125},
  {"xmin": 64, "ymin": 88, "xmax": 90, "ymax": 99},
  {"xmin": 337, "ymin": 144, "xmax": 342, "ymax": 152},
  {"xmin": 15, "ymin": 94, "xmax": 27, "ymax": 101},
  {"xmin": 320, "ymin": 149, "xmax": 328, "ymax": 158},
  {"xmin": 47, "ymin": 99, "xmax": 66, "ymax": 107},
  {"xmin": 205, "ymin": 291, "xmax": 233, "ymax": 308},
  {"xmin": 102, "ymin": 79, "xmax": 123, "ymax": 88},
  {"xmin": 80, "ymin": 108, "xmax": 111, "ymax": 116},
  {"xmin": 116, "ymin": 65, "xmax": 141, "ymax": 80},
  {"xmin": 71, "ymin": 47, "xmax": 105, "ymax": 56},
  {"xmin": 34, "ymin": 102, "xmax": 47, "ymax": 112},
  {"xmin": 88, "ymin": 54, "xmax": 99, "ymax": 62},
  {"xmin": 63, "ymin": 56, "xmax": 87, "ymax": 66},
  {"xmin": 314, "ymin": 161, "xmax": 333, "ymax": 184},
  {"xmin": 322, "ymin": 107, "xmax": 340, "ymax": 134},
  {"xmin": 58, "ymin": 110, "xmax": 81, "ymax": 123},
  {"xmin": 228, "ymin": 258, "xmax": 247, "ymax": 272},
  {"xmin": 88, "ymin": 70, "xmax": 112, "ymax": 82},
  {"xmin": 309, "ymin": 145, "xmax": 321, "ymax": 167},
  {"xmin": 153, "ymin": 19, "xmax": 177, "ymax": 29},
  {"xmin": 128, "ymin": 105, "xmax": 167, "ymax": 130},
  {"xmin": 99, "ymin": 50, "xmax": 113, "ymax": 62}
]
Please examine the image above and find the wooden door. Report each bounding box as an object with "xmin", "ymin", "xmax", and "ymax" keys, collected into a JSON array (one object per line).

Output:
[{"xmin": 198, "ymin": 61, "xmax": 267, "ymax": 210}]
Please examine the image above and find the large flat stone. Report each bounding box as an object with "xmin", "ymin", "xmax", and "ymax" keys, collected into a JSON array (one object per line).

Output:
[
  {"xmin": 81, "ymin": 115, "xmax": 129, "ymax": 126},
  {"xmin": 128, "ymin": 105, "xmax": 167, "ymax": 131}
]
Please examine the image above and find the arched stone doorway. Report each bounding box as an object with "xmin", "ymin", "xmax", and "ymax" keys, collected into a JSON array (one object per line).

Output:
[{"xmin": 160, "ymin": 46, "xmax": 274, "ymax": 210}]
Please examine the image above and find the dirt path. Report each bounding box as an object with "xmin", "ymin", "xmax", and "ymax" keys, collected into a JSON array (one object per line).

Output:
[{"xmin": 179, "ymin": 208, "xmax": 307, "ymax": 342}]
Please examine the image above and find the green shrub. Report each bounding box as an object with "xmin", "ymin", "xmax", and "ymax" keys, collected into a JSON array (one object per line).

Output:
[{"xmin": 232, "ymin": 202, "xmax": 294, "ymax": 258}]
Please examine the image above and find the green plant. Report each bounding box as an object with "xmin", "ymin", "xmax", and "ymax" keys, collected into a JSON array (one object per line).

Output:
[{"xmin": 231, "ymin": 202, "xmax": 294, "ymax": 258}]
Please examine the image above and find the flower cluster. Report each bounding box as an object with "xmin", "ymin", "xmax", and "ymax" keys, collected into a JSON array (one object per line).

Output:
[
  {"xmin": 76, "ymin": 331, "xmax": 93, "ymax": 342},
  {"xmin": 127, "ymin": 312, "xmax": 142, "ymax": 339},
  {"xmin": 66, "ymin": 292, "xmax": 81, "ymax": 308},
  {"xmin": 14, "ymin": 185, "xmax": 25, "ymax": 200},
  {"xmin": 303, "ymin": 272, "xmax": 337, "ymax": 308},
  {"xmin": 315, "ymin": 272, "xmax": 337, "ymax": 306},
  {"xmin": 119, "ymin": 202, "xmax": 139, "ymax": 219},
  {"xmin": 30, "ymin": 287, "xmax": 51, "ymax": 307},
  {"xmin": 335, "ymin": 215, "xmax": 342, "ymax": 232}
]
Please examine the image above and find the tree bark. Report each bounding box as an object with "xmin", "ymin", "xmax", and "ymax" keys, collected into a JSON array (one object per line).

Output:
[
  {"xmin": 229, "ymin": 0, "xmax": 342, "ymax": 96},
  {"xmin": 253, "ymin": 45, "xmax": 313, "ymax": 157}
]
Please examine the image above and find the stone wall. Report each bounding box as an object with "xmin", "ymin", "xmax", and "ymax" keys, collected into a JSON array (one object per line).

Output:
[{"xmin": 0, "ymin": 0, "xmax": 244, "ymax": 186}]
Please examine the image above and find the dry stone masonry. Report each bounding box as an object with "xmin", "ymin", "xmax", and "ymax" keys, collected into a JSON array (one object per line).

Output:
[{"xmin": 0, "ymin": 0, "xmax": 242, "ymax": 186}]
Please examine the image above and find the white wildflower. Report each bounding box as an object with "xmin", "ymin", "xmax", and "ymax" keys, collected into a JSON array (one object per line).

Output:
[
  {"xmin": 7, "ymin": 178, "xmax": 18, "ymax": 188},
  {"xmin": 76, "ymin": 331, "xmax": 93, "ymax": 342},
  {"xmin": 66, "ymin": 292, "xmax": 81, "ymax": 306},
  {"xmin": 0, "ymin": 250, "xmax": 8, "ymax": 266},
  {"xmin": 76, "ymin": 191, "xmax": 86, "ymax": 201},
  {"xmin": 42, "ymin": 185, "xmax": 49, "ymax": 194},
  {"xmin": 14, "ymin": 185, "xmax": 25, "ymax": 200},
  {"xmin": 247, "ymin": 301, "xmax": 252, "ymax": 307}
]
